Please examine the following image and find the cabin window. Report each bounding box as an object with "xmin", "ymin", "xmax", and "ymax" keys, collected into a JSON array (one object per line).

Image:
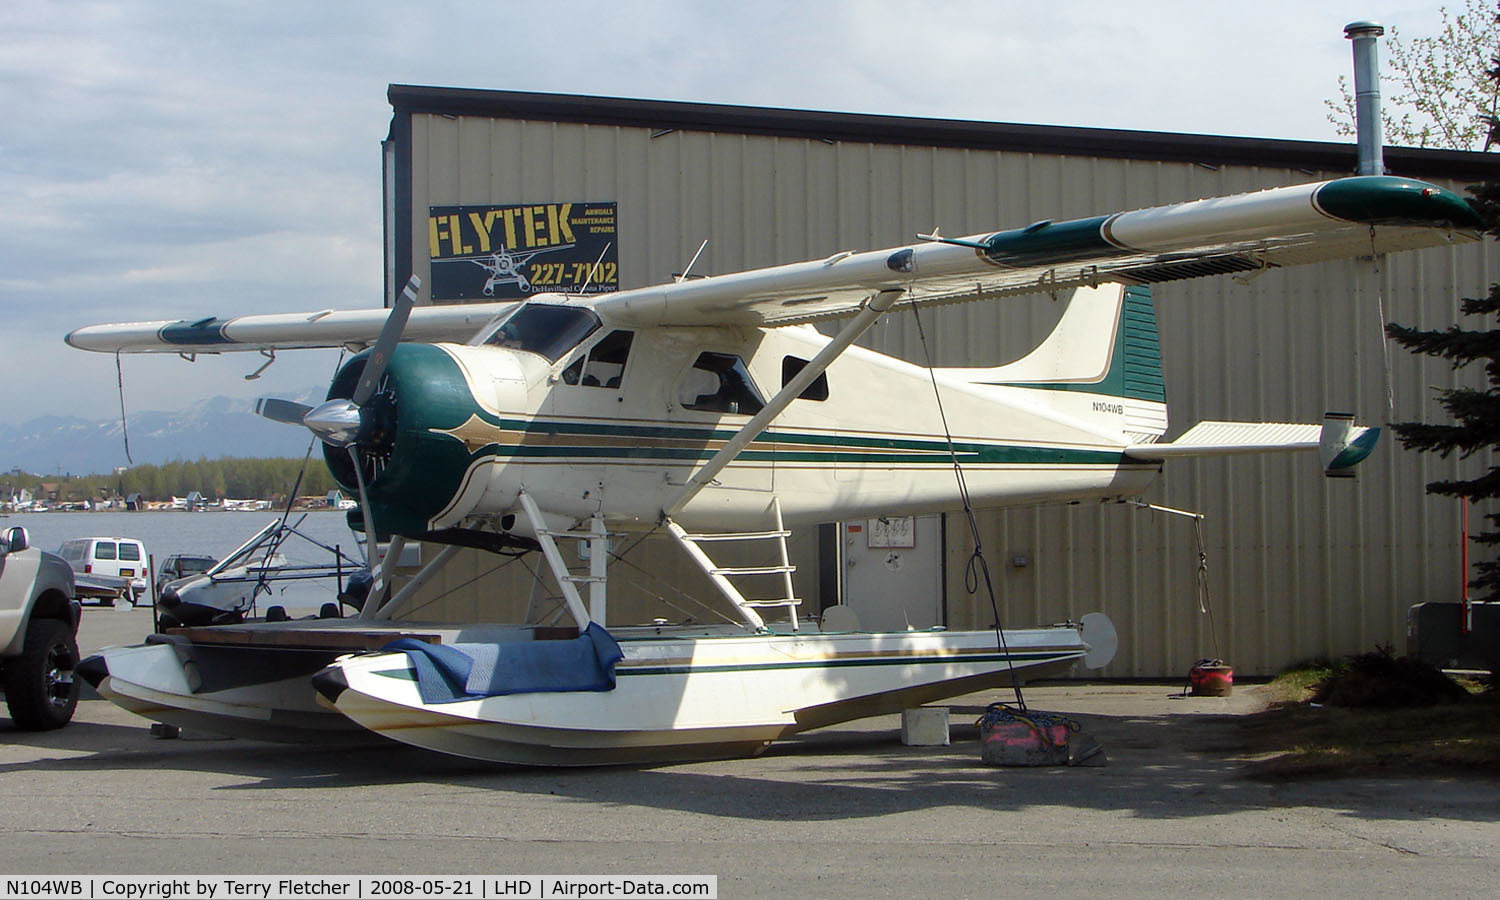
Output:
[
  {"xmin": 562, "ymin": 330, "xmax": 634, "ymax": 388},
  {"xmin": 118, "ymin": 542, "xmax": 142, "ymax": 562},
  {"xmin": 681, "ymin": 352, "xmax": 765, "ymax": 415},
  {"xmin": 781, "ymin": 356, "xmax": 829, "ymax": 401},
  {"xmin": 95, "ymin": 541, "xmax": 117, "ymax": 561},
  {"xmin": 484, "ymin": 304, "xmax": 601, "ymax": 362}
]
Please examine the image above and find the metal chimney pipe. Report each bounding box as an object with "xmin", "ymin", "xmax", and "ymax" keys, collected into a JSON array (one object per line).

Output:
[{"xmin": 1345, "ymin": 20, "xmax": 1386, "ymax": 175}]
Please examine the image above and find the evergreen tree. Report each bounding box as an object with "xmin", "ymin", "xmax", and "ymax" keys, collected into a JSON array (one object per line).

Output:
[{"xmin": 1384, "ymin": 46, "xmax": 1500, "ymax": 597}]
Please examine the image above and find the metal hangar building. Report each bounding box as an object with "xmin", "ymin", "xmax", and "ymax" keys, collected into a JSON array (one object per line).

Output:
[{"xmin": 382, "ymin": 84, "xmax": 1497, "ymax": 678}]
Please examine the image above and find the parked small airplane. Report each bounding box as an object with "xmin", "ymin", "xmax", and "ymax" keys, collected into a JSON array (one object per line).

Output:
[{"xmin": 68, "ymin": 175, "xmax": 1482, "ymax": 764}]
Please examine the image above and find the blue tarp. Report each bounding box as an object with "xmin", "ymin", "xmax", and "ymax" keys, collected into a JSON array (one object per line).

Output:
[{"xmin": 383, "ymin": 623, "xmax": 625, "ymax": 705}]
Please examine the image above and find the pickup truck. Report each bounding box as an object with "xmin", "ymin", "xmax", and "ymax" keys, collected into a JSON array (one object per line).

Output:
[{"xmin": 0, "ymin": 526, "xmax": 81, "ymax": 730}]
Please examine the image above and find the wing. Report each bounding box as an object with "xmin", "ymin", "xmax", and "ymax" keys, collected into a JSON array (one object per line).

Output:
[
  {"xmin": 65, "ymin": 301, "xmax": 518, "ymax": 354},
  {"xmin": 67, "ymin": 175, "xmax": 1481, "ymax": 352},
  {"xmin": 595, "ymin": 175, "xmax": 1483, "ymax": 328}
]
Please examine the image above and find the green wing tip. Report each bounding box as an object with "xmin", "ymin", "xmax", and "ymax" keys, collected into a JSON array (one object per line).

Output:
[{"xmin": 1317, "ymin": 177, "xmax": 1483, "ymax": 231}]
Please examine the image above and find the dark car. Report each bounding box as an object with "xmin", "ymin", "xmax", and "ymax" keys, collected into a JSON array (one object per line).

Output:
[{"xmin": 155, "ymin": 553, "xmax": 217, "ymax": 594}]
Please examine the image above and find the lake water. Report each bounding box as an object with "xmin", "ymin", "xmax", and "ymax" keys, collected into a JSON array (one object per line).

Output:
[{"xmin": 2, "ymin": 509, "xmax": 363, "ymax": 613}]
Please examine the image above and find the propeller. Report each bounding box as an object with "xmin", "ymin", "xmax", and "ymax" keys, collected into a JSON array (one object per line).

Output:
[
  {"xmin": 253, "ymin": 274, "xmax": 422, "ymax": 579},
  {"xmin": 351, "ymin": 278, "xmax": 416, "ymax": 407},
  {"xmin": 253, "ymin": 397, "xmax": 313, "ymax": 425}
]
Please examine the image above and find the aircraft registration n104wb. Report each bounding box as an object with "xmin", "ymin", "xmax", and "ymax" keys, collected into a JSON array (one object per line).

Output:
[{"xmin": 68, "ymin": 175, "xmax": 1482, "ymax": 765}]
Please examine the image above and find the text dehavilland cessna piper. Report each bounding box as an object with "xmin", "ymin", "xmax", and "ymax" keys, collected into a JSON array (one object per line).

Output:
[{"xmin": 68, "ymin": 175, "xmax": 1481, "ymax": 765}]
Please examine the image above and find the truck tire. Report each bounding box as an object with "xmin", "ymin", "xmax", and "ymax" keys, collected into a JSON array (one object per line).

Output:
[{"xmin": 4, "ymin": 618, "xmax": 80, "ymax": 730}]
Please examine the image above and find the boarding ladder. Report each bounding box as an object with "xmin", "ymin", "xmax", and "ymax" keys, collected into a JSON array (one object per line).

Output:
[{"xmin": 667, "ymin": 497, "xmax": 802, "ymax": 632}]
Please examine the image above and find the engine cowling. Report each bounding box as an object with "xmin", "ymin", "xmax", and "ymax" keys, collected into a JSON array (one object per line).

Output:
[{"xmin": 323, "ymin": 343, "xmax": 524, "ymax": 536}]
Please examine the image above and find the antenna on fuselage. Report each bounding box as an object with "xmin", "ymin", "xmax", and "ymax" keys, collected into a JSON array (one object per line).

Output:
[
  {"xmin": 674, "ymin": 239, "xmax": 709, "ymax": 283},
  {"xmin": 576, "ymin": 242, "xmax": 613, "ymax": 296}
]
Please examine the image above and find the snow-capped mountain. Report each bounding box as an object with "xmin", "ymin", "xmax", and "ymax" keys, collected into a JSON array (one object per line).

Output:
[{"xmin": 1, "ymin": 389, "xmax": 327, "ymax": 475}]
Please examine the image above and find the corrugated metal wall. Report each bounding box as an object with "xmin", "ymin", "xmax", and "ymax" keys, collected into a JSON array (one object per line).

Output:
[{"xmin": 395, "ymin": 111, "xmax": 1495, "ymax": 676}]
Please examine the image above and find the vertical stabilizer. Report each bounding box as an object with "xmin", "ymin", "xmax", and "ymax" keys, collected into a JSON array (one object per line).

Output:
[{"xmin": 960, "ymin": 283, "xmax": 1168, "ymax": 442}]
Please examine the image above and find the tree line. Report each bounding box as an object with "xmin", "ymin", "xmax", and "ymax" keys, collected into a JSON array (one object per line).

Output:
[{"xmin": 6, "ymin": 457, "xmax": 339, "ymax": 504}]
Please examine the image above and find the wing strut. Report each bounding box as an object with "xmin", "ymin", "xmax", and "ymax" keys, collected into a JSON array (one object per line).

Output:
[
  {"xmin": 661, "ymin": 289, "xmax": 902, "ymax": 520},
  {"xmin": 369, "ymin": 544, "xmax": 463, "ymax": 621}
]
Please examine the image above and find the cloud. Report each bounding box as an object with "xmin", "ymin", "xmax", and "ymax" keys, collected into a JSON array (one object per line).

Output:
[{"xmin": 0, "ymin": 0, "xmax": 1442, "ymax": 427}]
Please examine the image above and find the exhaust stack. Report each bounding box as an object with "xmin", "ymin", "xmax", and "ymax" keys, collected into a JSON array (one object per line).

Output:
[{"xmin": 1344, "ymin": 20, "xmax": 1387, "ymax": 175}]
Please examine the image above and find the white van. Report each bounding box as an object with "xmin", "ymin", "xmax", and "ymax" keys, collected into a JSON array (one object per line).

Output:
[{"xmin": 57, "ymin": 537, "xmax": 150, "ymax": 604}]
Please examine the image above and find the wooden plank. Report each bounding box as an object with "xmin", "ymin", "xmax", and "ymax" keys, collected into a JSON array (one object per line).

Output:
[{"xmin": 166, "ymin": 624, "xmax": 442, "ymax": 651}]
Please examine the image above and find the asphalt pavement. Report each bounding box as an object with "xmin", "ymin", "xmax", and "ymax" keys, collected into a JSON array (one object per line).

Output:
[{"xmin": 1, "ymin": 605, "xmax": 1496, "ymax": 899}]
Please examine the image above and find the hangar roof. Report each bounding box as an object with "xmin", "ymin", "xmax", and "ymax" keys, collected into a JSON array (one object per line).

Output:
[{"xmin": 388, "ymin": 84, "xmax": 1497, "ymax": 181}]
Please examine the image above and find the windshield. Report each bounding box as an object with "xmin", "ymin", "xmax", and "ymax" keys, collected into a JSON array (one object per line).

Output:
[
  {"xmin": 484, "ymin": 304, "xmax": 601, "ymax": 362},
  {"xmin": 180, "ymin": 556, "xmax": 215, "ymax": 576}
]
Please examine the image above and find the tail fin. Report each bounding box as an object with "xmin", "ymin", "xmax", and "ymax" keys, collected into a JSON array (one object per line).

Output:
[{"xmin": 964, "ymin": 283, "xmax": 1168, "ymax": 442}]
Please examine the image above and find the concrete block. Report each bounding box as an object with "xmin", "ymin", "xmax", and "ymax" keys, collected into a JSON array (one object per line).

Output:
[{"xmin": 900, "ymin": 706, "xmax": 950, "ymax": 746}]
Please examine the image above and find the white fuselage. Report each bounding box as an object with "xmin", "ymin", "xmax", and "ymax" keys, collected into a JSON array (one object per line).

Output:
[{"xmin": 424, "ymin": 319, "xmax": 1160, "ymax": 533}]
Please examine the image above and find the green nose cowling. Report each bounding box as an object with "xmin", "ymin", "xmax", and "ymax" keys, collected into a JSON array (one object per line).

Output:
[{"xmin": 323, "ymin": 343, "xmax": 488, "ymax": 537}]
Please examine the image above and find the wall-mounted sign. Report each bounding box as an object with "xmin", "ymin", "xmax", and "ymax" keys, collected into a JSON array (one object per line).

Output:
[
  {"xmin": 866, "ymin": 516, "xmax": 916, "ymax": 549},
  {"xmin": 427, "ymin": 202, "xmax": 618, "ymax": 300}
]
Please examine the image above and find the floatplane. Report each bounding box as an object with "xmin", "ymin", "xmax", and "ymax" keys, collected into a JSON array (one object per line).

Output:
[{"xmin": 69, "ymin": 175, "xmax": 1480, "ymax": 765}]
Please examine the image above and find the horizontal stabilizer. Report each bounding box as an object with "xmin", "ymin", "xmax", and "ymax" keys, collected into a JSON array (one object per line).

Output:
[
  {"xmin": 1126, "ymin": 421, "xmax": 1323, "ymax": 458},
  {"xmin": 1126, "ymin": 414, "xmax": 1380, "ymax": 476}
]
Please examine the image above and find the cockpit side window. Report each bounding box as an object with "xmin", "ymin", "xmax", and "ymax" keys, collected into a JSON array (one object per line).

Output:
[
  {"xmin": 484, "ymin": 304, "xmax": 601, "ymax": 362},
  {"xmin": 583, "ymin": 330, "xmax": 633, "ymax": 387},
  {"xmin": 781, "ymin": 356, "xmax": 829, "ymax": 401},
  {"xmin": 561, "ymin": 330, "xmax": 634, "ymax": 388},
  {"xmin": 680, "ymin": 352, "xmax": 765, "ymax": 415}
]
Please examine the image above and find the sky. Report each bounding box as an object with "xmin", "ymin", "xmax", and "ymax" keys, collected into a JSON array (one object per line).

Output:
[{"xmin": 0, "ymin": 0, "xmax": 1454, "ymax": 432}]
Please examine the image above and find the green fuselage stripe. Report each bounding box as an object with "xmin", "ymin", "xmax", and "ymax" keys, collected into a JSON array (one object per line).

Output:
[
  {"xmin": 474, "ymin": 418, "xmax": 1129, "ymax": 466},
  {"xmin": 494, "ymin": 446, "xmax": 1125, "ymax": 465},
  {"xmin": 468, "ymin": 417, "xmax": 1128, "ymax": 465}
]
